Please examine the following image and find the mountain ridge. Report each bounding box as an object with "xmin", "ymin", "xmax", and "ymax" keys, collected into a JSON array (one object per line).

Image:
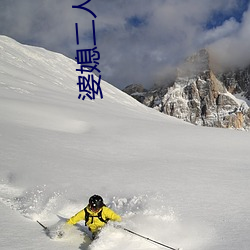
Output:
[{"xmin": 123, "ymin": 49, "xmax": 250, "ymax": 130}]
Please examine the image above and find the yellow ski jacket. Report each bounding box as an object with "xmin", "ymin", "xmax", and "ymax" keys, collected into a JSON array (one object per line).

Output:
[{"xmin": 67, "ymin": 206, "xmax": 121, "ymax": 233}]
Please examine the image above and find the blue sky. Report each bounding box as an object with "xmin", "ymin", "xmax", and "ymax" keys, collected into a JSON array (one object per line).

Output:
[
  {"xmin": 206, "ymin": 0, "xmax": 249, "ymax": 28},
  {"xmin": 0, "ymin": 0, "xmax": 249, "ymax": 89}
]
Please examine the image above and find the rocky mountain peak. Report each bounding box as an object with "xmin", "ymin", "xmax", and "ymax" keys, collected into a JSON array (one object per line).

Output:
[
  {"xmin": 123, "ymin": 49, "xmax": 250, "ymax": 130},
  {"xmin": 177, "ymin": 49, "xmax": 210, "ymax": 78}
]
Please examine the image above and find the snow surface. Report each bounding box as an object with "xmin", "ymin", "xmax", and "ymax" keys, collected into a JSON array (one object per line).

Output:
[{"xmin": 0, "ymin": 35, "xmax": 250, "ymax": 250}]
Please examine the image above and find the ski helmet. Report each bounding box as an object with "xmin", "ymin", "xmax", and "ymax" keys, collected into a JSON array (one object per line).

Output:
[{"xmin": 89, "ymin": 195, "xmax": 104, "ymax": 210}]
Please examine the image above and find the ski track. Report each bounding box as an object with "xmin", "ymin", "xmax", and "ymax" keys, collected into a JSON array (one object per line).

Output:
[{"xmin": 0, "ymin": 181, "xmax": 212, "ymax": 250}]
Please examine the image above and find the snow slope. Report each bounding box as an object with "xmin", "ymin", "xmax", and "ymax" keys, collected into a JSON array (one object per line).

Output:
[{"xmin": 0, "ymin": 35, "xmax": 250, "ymax": 250}]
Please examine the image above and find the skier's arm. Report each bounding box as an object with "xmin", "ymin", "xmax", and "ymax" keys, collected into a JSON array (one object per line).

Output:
[
  {"xmin": 104, "ymin": 207, "xmax": 122, "ymax": 222},
  {"xmin": 67, "ymin": 209, "xmax": 85, "ymax": 225}
]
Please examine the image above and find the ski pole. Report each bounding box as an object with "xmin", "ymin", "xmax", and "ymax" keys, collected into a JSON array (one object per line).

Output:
[
  {"xmin": 122, "ymin": 227, "xmax": 180, "ymax": 250},
  {"xmin": 37, "ymin": 220, "xmax": 48, "ymax": 231}
]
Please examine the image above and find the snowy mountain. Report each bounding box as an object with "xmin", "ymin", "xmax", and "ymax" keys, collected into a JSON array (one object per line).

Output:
[
  {"xmin": 1, "ymin": 36, "xmax": 250, "ymax": 250},
  {"xmin": 217, "ymin": 65, "xmax": 250, "ymax": 100},
  {"xmin": 124, "ymin": 49, "xmax": 250, "ymax": 130}
]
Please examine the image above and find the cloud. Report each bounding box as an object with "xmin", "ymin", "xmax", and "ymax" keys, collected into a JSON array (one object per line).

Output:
[
  {"xmin": 209, "ymin": 3, "xmax": 250, "ymax": 68},
  {"xmin": 0, "ymin": 0, "xmax": 249, "ymax": 89},
  {"xmin": 200, "ymin": 18, "xmax": 240, "ymax": 45}
]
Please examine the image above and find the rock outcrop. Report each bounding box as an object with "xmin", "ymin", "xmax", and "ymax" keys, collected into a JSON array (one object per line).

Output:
[{"xmin": 123, "ymin": 49, "xmax": 250, "ymax": 130}]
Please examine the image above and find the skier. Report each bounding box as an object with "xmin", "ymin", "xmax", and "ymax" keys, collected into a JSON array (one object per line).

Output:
[{"xmin": 66, "ymin": 194, "xmax": 121, "ymax": 239}]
